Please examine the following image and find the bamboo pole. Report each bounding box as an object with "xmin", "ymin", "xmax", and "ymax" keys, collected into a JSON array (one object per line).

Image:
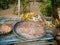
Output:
[{"xmin": 18, "ymin": 0, "xmax": 20, "ymax": 17}]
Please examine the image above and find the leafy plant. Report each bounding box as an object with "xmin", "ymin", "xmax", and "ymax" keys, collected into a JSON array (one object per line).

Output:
[
  {"xmin": 0, "ymin": 0, "xmax": 9, "ymax": 9},
  {"xmin": 21, "ymin": 0, "xmax": 30, "ymax": 13},
  {"xmin": 57, "ymin": 0, "xmax": 60, "ymax": 6},
  {"xmin": 57, "ymin": 0, "xmax": 60, "ymax": 3},
  {"xmin": 40, "ymin": 0, "xmax": 52, "ymax": 17}
]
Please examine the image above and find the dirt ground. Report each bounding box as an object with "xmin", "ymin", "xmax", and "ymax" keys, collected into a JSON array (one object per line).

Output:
[
  {"xmin": 0, "ymin": 4, "xmax": 18, "ymax": 17},
  {"xmin": 0, "ymin": 2, "xmax": 40, "ymax": 18}
]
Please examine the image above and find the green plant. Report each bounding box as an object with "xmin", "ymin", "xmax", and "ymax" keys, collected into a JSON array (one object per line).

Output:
[
  {"xmin": 21, "ymin": 0, "xmax": 30, "ymax": 13},
  {"xmin": 40, "ymin": 0, "xmax": 52, "ymax": 17},
  {"xmin": 57, "ymin": 0, "xmax": 60, "ymax": 3},
  {"xmin": 57, "ymin": 0, "xmax": 60, "ymax": 6},
  {"xmin": 0, "ymin": 0, "xmax": 9, "ymax": 9}
]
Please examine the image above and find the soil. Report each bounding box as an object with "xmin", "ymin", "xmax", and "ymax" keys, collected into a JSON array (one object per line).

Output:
[{"xmin": 0, "ymin": 2, "xmax": 40, "ymax": 18}]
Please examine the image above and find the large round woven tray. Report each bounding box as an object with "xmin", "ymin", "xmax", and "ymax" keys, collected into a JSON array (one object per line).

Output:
[{"xmin": 13, "ymin": 21, "xmax": 46, "ymax": 40}]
